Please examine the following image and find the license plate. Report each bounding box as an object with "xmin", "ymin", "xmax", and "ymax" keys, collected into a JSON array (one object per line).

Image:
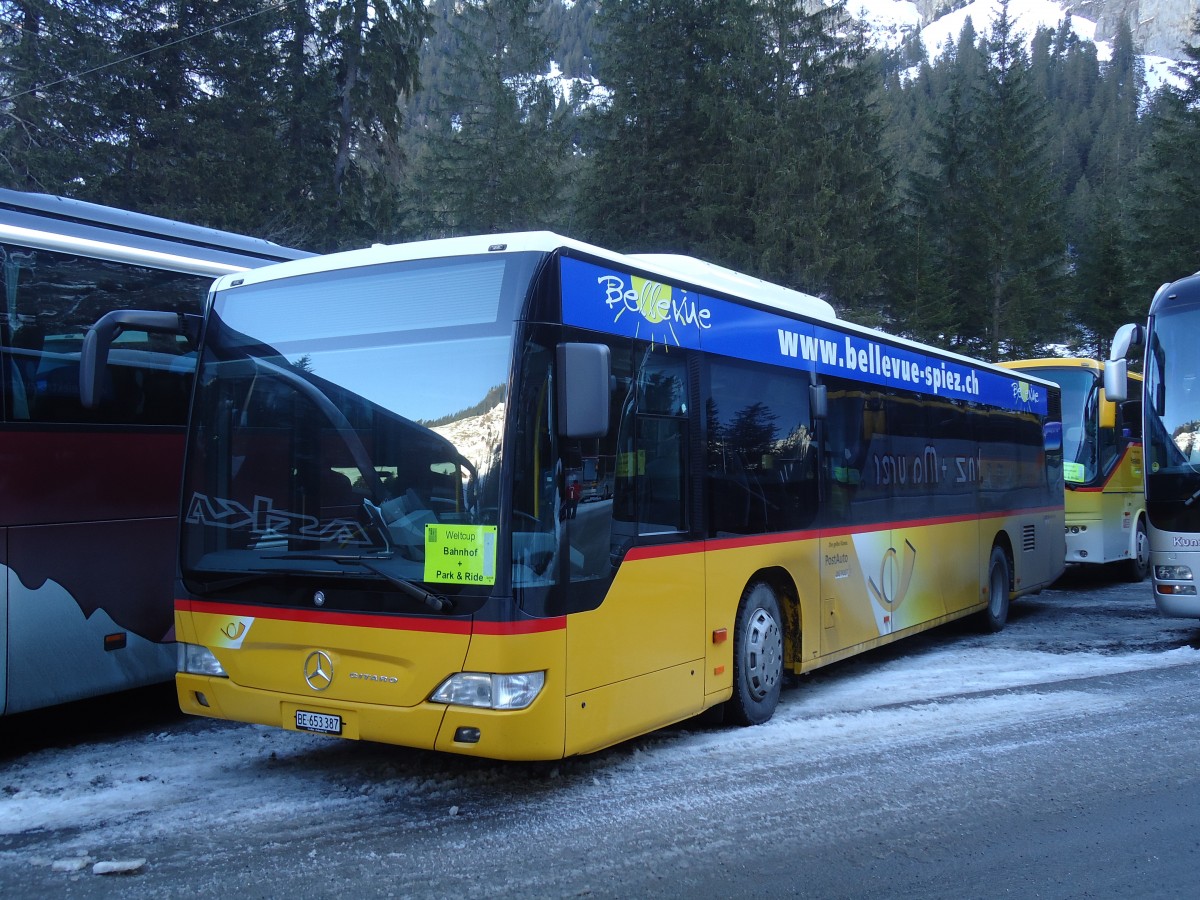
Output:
[{"xmin": 295, "ymin": 710, "xmax": 342, "ymax": 735}]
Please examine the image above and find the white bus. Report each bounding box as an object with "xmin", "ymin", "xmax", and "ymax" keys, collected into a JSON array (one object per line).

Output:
[
  {"xmin": 0, "ymin": 188, "xmax": 309, "ymax": 713},
  {"xmin": 1108, "ymin": 272, "xmax": 1200, "ymax": 615}
]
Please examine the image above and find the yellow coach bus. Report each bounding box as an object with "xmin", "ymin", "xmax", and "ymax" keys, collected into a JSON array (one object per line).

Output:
[
  {"xmin": 145, "ymin": 234, "xmax": 1063, "ymax": 760},
  {"xmin": 1002, "ymin": 359, "xmax": 1146, "ymax": 581}
]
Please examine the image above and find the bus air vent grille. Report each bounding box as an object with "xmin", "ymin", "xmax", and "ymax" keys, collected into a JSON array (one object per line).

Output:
[{"xmin": 1023, "ymin": 524, "xmax": 1036, "ymax": 552}]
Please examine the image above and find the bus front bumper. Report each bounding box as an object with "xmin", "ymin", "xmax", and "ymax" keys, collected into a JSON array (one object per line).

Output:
[{"xmin": 177, "ymin": 673, "xmax": 568, "ymax": 761}]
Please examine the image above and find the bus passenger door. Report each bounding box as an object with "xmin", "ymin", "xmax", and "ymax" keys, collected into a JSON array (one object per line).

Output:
[
  {"xmin": 819, "ymin": 532, "xmax": 887, "ymax": 655},
  {"xmin": 884, "ymin": 393, "xmax": 952, "ymax": 630},
  {"xmin": 820, "ymin": 385, "xmax": 897, "ymax": 655},
  {"xmin": 564, "ymin": 342, "xmax": 705, "ymax": 751}
]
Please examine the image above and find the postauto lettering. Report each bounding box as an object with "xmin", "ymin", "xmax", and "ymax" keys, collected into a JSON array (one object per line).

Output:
[{"xmin": 560, "ymin": 257, "xmax": 1046, "ymax": 416}]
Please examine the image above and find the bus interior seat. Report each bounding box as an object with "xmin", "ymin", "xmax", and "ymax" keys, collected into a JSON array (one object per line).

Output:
[
  {"xmin": 5, "ymin": 328, "xmax": 42, "ymax": 420},
  {"xmin": 319, "ymin": 468, "xmax": 361, "ymax": 520}
]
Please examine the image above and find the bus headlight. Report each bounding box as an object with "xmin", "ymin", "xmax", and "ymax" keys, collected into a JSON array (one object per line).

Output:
[
  {"xmin": 1155, "ymin": 565, "xmax": 1194, "ymax": 581},
  {"xmin": 430, "ymin": 672, "xmax": 545, "ymax": 710},
  {"xmin": 177, "ymin": 643, "xmax": 228, "ymax": 677}
]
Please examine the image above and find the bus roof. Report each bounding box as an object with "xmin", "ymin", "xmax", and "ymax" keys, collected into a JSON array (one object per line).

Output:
[
  {"xmin": 210, "ymin": 231, "xmax": 1057, "ymax": 388},
  {"xmin": 1001, "ymin": 358, "xmax": 1143, "ymax": 382},
  {"xmin": 212, "ymin": 231, "xmax": 837, "ymax": 320},
  {"xmin": 1150, "ymin": 271, "xmax": 1200, "ymax": 316},
  {"xmin": 0, "ymin": 188, "xmax": 312, "ymax": 276}
]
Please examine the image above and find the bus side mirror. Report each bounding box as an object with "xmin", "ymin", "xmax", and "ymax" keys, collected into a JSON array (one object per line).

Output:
[
  {"xmin": 1103, "ymin": 359, "xmax": 1128, "ymax": 403},
  {"xmin": 1108, "ymin": 322, "xmax": 1143, "ymax": 362},
  {"xmin": 810, "ymin": 383, "xmax": 827, "ymax": 419},
  {"xmin": 80, "ymin": 309, "xmax": 202, "ymax": 409},
  {"xmin": 557, "ymin": 342, "xmax": 611, "ymax": 439}
]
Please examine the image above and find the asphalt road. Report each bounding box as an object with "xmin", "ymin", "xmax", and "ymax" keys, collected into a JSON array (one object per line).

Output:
[{"xmin": 2, "ymin": 566, "xmax": 1199, "ymax": 898}]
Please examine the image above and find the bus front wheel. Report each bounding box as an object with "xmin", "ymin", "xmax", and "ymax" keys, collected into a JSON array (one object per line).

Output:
[
  {"xmin": 727, "ymin": 582, "xmax": 784, "ymax": 726},
  {"xmin": 978, "ymin": 546, "xmax": 1011, "ymax": 633},
  {"xmin": 1120, "ymin": 517, "xmax": 1149, "ymax": 583}
]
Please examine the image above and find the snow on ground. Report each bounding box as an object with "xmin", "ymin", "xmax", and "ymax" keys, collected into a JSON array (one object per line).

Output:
[{"xmin": 0, "ymin": 576, "xmax": 1197, "ymax": 880}]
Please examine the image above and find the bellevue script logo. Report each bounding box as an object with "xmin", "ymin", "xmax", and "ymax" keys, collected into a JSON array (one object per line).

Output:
[{"xmin": 598, "ymin": 274, "xmax": 712, "ymax": 347}]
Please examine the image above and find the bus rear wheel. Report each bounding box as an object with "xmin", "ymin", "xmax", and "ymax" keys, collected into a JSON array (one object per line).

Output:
[
  {"xmin": 727, "ymin": 582, "xmax": 784, "ymax": 726},
  {"xmin": 978, "ymin": 546, "xmax": 1011, "ymax": 633}
]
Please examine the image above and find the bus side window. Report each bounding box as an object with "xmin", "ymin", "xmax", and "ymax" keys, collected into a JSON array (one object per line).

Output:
[
  {"xmin": 707, "ymin": 357, "xmax": 816, "ymax": 536},
  {"xmin": 0, "ymin": 246, "xmax": 198, "ymax": 427},
  {"xmin": 823, "ymin": 379, "xmax": 885, "ymax": 525},
  {"xmin": 613, "ymin": 346, "xmax": 689, "ymax": 536},
  {"xmin": 1120, "ymin": 396, "xmax": 1142, "ymax": 442}
]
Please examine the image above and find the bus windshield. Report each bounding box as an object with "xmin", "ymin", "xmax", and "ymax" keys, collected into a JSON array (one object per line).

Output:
[
  {"xmin": 179, "ymin": 252, "xmax": 542, "ymax": 606},
  {"xmin": 1145, "ymin": 299, "xmax": 1200, "ymax": 502},
  {"xmin": 1041, "ymin": 367, "xmax": 1101, "ymax": 485}
]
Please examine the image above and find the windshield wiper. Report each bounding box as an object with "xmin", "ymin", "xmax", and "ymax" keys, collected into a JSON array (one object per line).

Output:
[
  {"xmin": 258, "ymin": 554, "xmax": 451, "ymax": 619},
  {"xmin": 356, "ymin": 560, "xmax": 453, "ymax": 613},
  {"xmin": 188, "ymin": 557, "xmax": 453, "ymax": 615},
  {"xmin": 256, "ymin": 551, "xmax": 452, "ymax": 612}
]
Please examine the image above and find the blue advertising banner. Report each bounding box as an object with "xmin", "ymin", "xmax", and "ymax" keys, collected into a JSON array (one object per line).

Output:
[{"xmin": 560, "ymin": 256, "xmax": 1048, "ymax": 416}]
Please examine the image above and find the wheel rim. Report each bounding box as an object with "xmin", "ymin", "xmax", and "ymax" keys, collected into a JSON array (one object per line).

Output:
[
  {"xmin": 1135, "ymin": 524, "xmax": 1149, "ymax": 573},
  {"xmin": 743, "ymin": 606, "xmax": 782, "ymax": 701}
]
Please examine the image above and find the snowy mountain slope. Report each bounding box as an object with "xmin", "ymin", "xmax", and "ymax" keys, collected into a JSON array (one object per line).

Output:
[{"xmin": 849, "ymin": 0, "xmax": 1184, "ymax": 91}]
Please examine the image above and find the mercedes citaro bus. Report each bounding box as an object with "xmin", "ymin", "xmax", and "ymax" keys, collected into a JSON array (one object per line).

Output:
[{"xmin": 92, "ymin": 233, "xmax": 1064, "ymax": 759}]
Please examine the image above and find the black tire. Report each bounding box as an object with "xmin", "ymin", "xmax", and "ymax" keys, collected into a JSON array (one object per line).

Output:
[
  {"xmin": 1119, "ymin": 516, "xmax": 1149, "ymax": 583},
  {"xmin": 978, "ymin": 546, "xmax": 1011, "ymax": 633},
  {"xmin": 726, "ymin": 581, "xmax": 784, "ymax": 726}
]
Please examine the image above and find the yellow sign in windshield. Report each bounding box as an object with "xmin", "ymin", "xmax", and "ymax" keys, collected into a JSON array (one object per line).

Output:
[
  {"xmin": 424, "ymin": 524, "xmax": 497, "ymax": 585},
  {"xmin": 1063, "ymin": 461, "xmax": 1086, "ymax": 483}
]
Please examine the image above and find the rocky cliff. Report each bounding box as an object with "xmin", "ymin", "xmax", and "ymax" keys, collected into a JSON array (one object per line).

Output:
[{"xmin": 1086, "ymin": 0, "xmax": 1197, "ymax": 57}]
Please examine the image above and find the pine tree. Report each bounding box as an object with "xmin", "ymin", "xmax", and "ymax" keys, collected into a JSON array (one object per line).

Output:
[
  {"xmin": 729, "ymin": 1, "xmax": 897, "ymax": 321},
  {"xmin": 404, "ymin": 0, "xmax": 567, "ymax": 237},
  {"xmin": 0, "ymin": 1, "xmax": 117, "ymax": 192},
  {"xmin": 1073, "ymin": 190, "xmax": 1136, "ymax": 356},
  {"xmin": 315, "ymin": 0, "xmax": 428, "ymax": 245},
  {"xmin": 579, "ymin": 0, "xmax": 748, "ymax": 252},
  {"xmin": 1129, "ymin": 12, "xmax": 1200, "ymax": 291},
  {"xmin": 897, "ymin": 17, "xmax": 991, "ymax": 348},
  {"xmin": 1060, "ymin": 15, "xmax": 1144, "ymax": 353},
  {"xmin": 974, "ymin": 0, "xmax": 1066, "ymax": 358}
]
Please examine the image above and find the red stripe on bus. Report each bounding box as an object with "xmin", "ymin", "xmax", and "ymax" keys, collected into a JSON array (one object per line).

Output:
[
  {"xmin": 174, "ymin": 599, "xmax": 472, "ymax": 634},
  {"xmin": 175, "ymin": 599, "xmax": 564, "ymax": 635},
  {"xmin": 626, "ymin": 506, "xmax": 1063, "ymax": 560},
  {"xmin": 1071, "ymin": 444, "xmax": 1143, "ymax": 493},
  {"xmin": 471, "ymin": 618, "xmax": 567, "ymax": 635}
]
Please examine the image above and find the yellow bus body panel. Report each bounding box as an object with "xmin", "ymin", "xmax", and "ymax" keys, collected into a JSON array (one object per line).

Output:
[
  {"xmin": 1065, "ymin": 442, "xmax": 1144, "ymax": 564},
  {"xmin": 562, "ymin": 548, "xmax": 707, "ymax": 754},
  {"xmin": 435, "ymin": 627, "xmax": 568, "ymax": 761},
  {"xmin": 564, "ymin": 661, "xmax": 704, "ymax": 756},
  {"xmin": 176, "ymin": 506, "xmax": 1060, "ymax": 759},
  {"xmin": 176, "ymin": 603, "xmax": 466, "ymax": 749},
  {"xmin": 565, "ymin": 549, "xmax": 705, "ymax": 696}
]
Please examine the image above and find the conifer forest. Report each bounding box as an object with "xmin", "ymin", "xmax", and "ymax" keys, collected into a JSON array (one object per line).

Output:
[{"xmin": 3, "ymin": 0, "xmax": 1200, "ymax": 362}]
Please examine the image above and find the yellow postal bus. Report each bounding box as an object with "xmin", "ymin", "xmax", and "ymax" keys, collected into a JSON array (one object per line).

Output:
[
  {"xmin": 156, "ymin": 234, "xmax": 1064, "ymax": 759},
  {"xmin": 1002, "ymin": 359, "xmax": 1146, "ymax": 581}
]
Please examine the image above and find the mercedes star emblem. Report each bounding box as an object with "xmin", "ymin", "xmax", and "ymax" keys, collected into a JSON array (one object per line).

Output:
[{"xmin": 304, "ymin": 650, "xmax": 334, "ymax": 691}]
